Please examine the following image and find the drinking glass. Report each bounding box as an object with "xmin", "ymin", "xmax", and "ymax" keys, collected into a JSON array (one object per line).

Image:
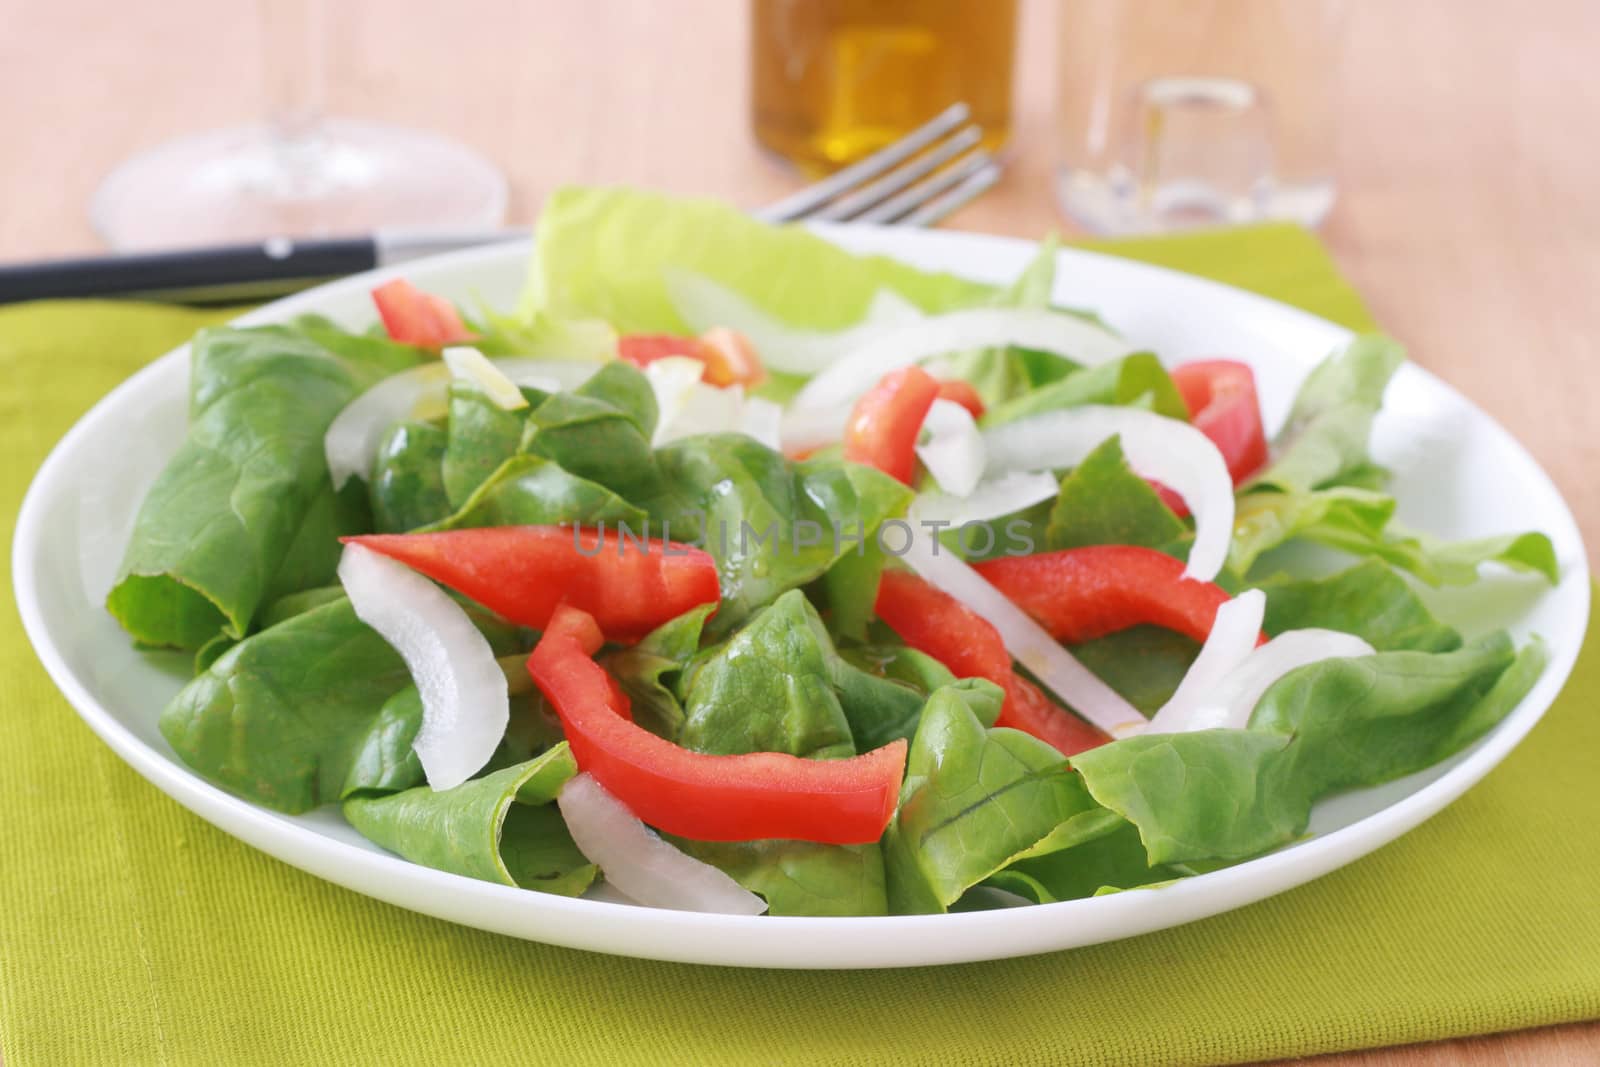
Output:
[
  {"xmin": 750, "ymin": 0, "xmax": 1017, "ymax": 175},
  {"xmin": 90, "ymin": 0, "xmax": 507, "ymax": 250},
  {"xmin": 1055, "ymin": 0, "xmax": 1346, "ymax": 234}
]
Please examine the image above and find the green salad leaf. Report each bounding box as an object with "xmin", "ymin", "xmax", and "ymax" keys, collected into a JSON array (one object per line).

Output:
[
  {"xmin": 523, "ymin": 185, "xmax": 991, "ymax": 334},
  {"xmin": 344, "ymin": 744, "xmax": 595, "ymax": 896},
  {"xmin": 1259, "ymin": 559, "xmax": 1462, "ymax": 652},
  {"xmin": 441, "ymin": 381, "xmax": 545, "ymax": 509},
  {"xmin": 984, "ymin": 352, "xmax": 1187, "ymax": 426},
  {"xmin": 885, "ymin": 680, "xmax": 1105, "ymax": 913},
  {"xmin": 600, "ymin": 604, "xmax": 715, "ymax": 742},
  {"xmin": 985, "ymin": 819, "xmax": 1183, "ymax": 903},
  {"xmin": 370, "ymin": 420, "xmax": 451, "ymax": 533},
  {"xmin": 426, "ymin": 454, "xmax": 647, "ymax": 532},
  {"xmin": 108, "ymin": 326, "xmax": 422, "ymax": 648},
  {"xmin": 1045, "ymin": 435, "xmax": 1187, "ymax": 553},
  {"xmin": 668, "ymin": 837, "xmax": 888, "ymax": 917},
  {"xmin": 521, "ymin": 362, "xmax": 660, "ymax": 501}
]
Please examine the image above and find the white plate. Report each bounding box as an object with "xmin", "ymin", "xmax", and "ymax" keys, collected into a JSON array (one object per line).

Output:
[{"xmin": 13, "ymin": 229, "xmax": 1589, "ymax": 968}]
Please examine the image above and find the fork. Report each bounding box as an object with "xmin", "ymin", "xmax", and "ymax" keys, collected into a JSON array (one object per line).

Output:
[{"xmin": 0, "ymin": 103, "xmax": 1002, "ymax": 305}]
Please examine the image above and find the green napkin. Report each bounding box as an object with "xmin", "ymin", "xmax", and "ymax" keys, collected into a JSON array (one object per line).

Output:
[{"xmin": 3, "ymin": 229, "xmax": 1597, "ymax": 1067}]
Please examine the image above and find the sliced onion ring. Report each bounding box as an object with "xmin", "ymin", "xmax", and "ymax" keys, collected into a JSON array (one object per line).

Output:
[
  {"xmin": 1140, "ymin": 589, "xmax": 1265, "ymax": 736},
  {"xmin": 665, "ymin": 269, "xmax": 925, "ymax": 376},
  {"xmin": 337, "ymin": 542, "xmax": 508, "ymax": 790},
  {"xmin": 1182, "ymin": 629, "xmax": 1377, "ymax": 732},
  {"xmin": 779, "ymin": 404, "xmax": 851, "ymax": 455},
  {"xmin": 643, "ymin": 356, "xmax": 707, "ymax": 445},
  {"xmin": 442, "ymin": 346, "xmax": 529, "ymax": 411},
  {"xmin": 898, "ymin": 526, "xmax": 1142, "ymax": 735},
  {"xmin": 325, "ymin": 358, "xmax": 598, "ymax": 489},
  {"xmin": 914, "ymin": 471, "xmax": 1061, "ymax": 528},
  {"xmin": 792, "ymin": 308, "xmax": 1136, "ymax": 411},
  {"xmin": 982, "ymin": 406, "xmax": 1234, "ymax": 582},
  {"xmin": 557, "ymin": 773, "xmax": 768, "ymax": 915},
  {"xmin": 916, "ymin": 399, "xmax": 986, "ymax": 497}
]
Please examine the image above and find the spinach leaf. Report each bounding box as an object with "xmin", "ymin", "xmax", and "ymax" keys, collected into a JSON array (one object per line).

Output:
[
  {"xmin": 679, "ymin": 591, "xmax": 857, "ymax": 758},
  {"xmin": 1259, "ymin": 559, "xmax": 1462, "ymax": 652},
  {"xmin": 344, "ymin": 744, "xmax": 595, "ymax": 897},
  {"xmin": 668, "ymin": 837, "xmax": 887, "ymax": 916},
  {"xmin": 1045, "ymin": 435, "xmax": 1187, "ymax": 552},
  {"xmin": 1249, "ymin": 335, "xmax": 1404, "ymax": 493},
  {"xmin": 110, "ymin": 326, "xmax": 420, "ymax": 648},
  {"xmin": 646, "ymin": 435, "xmax": 912, "ymax": 633},
  {"xmin": 160, "ymin": 595, "xmax": 520, "ymax": 813},
  {"xmin": 884, "ymin": 680, "xmax": 1105, "ymax": 913},
  {"xmin": 600, "ymin": 603, "xmax": 715, "ymax": 741},
  {"xmin": 370, "ymin": 420, "xmax": 451, "ymax": 533},
  {"xmin": 426, "ymin": 455, "xmax": 647, "ymax": 532}
]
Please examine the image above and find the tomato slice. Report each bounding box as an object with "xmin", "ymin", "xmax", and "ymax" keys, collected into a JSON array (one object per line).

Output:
[
  {"xmin": 973, "ymin": 545, "xmax": 1260, "ymax": 646},
  {"xmin": 342, "ymin": 526, "xmax": 719, "ymax": 643},
  {"xmin": 843, "ymin": 365, "xmax": 940, "ymax": 484},
  {"xmin": 873, "ymin": 569, "xmax": 1108, "ymax": 756},
  {"xmin": 934, "ymin": 379, "xmax": 986, "ymax": 419},
  {"xmin": 370, "ymin": 278, "xmax": 476, "ymax": 348},
  {"xmin": 1173, "ymin": 359, "xmax": 1270, "ymax": 484},
  {"xmin": 617, "ymin": 329, "xmax": 766, "ymax": 388},
  {"xmin": 529, "ymin": 604, "xmax": 906, "ymax": 844}
]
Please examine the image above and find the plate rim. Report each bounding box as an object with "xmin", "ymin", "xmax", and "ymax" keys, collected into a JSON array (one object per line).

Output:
[{"xmin": 12, "ymin": 229, "xmax": 1591, "ymax": 968}]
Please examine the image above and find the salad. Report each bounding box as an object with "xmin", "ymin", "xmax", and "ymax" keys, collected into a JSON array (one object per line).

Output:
[{"xmin": 107, "ymin": 186, "xmax": 1558, "ymax": 917}]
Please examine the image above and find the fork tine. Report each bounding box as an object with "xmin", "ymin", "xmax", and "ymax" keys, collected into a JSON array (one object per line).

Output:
[
  {"xmin": 752, "ymin": 103, "xmax": 971, "ymax": 223},
  {"xmin": 898, "ymin": 161, "xmax": 1004, "ymax": 228},
  {"xmin": 811, "ymin": 125, "xmax": 984, "ymax": 222},
  {"xmin": 855, "ymin": 150, "xmax": 996, "ymax": 225}
]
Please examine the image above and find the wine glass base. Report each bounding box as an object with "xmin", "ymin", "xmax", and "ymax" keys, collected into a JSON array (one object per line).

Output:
[{"xmin": 91, "ymin": 118, "xmax": 509, "ymax": 250}]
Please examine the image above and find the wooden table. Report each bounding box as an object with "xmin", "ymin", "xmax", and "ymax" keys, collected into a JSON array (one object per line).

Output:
[{"xmin": 1, "ymin": 1, "xmax": 1595, "ymax": 1063}]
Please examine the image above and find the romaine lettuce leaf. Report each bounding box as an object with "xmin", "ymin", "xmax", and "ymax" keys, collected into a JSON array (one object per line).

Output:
[{"xmin": 343, "ymin": 744, "xmax": 595, "ymax": 897}]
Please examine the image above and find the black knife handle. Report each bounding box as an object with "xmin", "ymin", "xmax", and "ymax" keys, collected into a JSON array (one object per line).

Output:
[{"xmin": 0, "ymin": 237, "xmax": 380, "ymax": 305}]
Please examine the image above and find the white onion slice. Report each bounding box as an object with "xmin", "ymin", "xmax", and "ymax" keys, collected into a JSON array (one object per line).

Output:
[
  {"xmin": 779, "ymin": 404, "xmax": 852, "ymax": 454},
  {"xmin": 325, "ymin": 358, "xmax": 599, "ymax": 489},
  {"xmin": 442, "ymin": 346, "xmax": 529, "ymax": 411},
  {"xmin": 916, "ymin": 399, "xmax": 985, "ymax": 497},
  {"xmin": 337, "ymin": 543, "xmax": 508, "ymax": 790},
  {"xmin": 982, "ymin": 405, "xmax": 1234, "ymax": 581},
  {"xmin": 665, "ymin": 269, "xmax": 926, "ymax": 376},
  {"xmin": 643, "ymin": 356, "xmax": 707, "ymax": 445},
  {"xmin": 898, "ymin": 529, "xmax": 1142, "ymax": 735},
  {"xmin": 914, "ymin": 471, "xmax": 1060, "ymax": 528},
  {"xmin": 740, "ymin": 396, "xmax": 785, "ymax": 452},
  {"xmin": 1140, "ymin": 589, "xmax": 1266, "ymax": 736},
  {"xmin": 1182, "ymin": 629, "xmax": 1377, "ymax": 732},
  {"xmin": 792, "ymin": 308, "xmax": 1136, "ymax": 412},
  {"xmin": 557, "ymin": 773, "xmax": 768, "ymax": 915}
]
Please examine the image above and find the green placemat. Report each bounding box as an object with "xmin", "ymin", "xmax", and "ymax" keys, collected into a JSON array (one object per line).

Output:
[{"xmin": 3, "ymin": 229, "xmax": 1597, "ymax": 1067}]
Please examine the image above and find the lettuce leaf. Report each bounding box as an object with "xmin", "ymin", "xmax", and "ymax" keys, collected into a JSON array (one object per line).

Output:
[
  {"xmin": 1045, "ymin": 435, "xmax": 1187, "ymax": 553},
  {"xmin": 520, "ymin": 362, "xmax": 660, "ymax": 501},
  {"xmin": 426, "ymin": 455, "xmax": 646, "ymax": 532},
  {"xmin": 441, "ymin": 382, "xmax": 548, "ymax": 509},
  {"xmin": 983, "ymin": 352, "xmax": 1187, "ymax": 426},
  {"xmin": 885, "ymin": 680, "xmax": 1106, "ymax": 913},
  {"xmin": 599, "ymin": 603, "xmax": 715, "ymax": 742},
  {"xmin": 523, "ymin": 185, "xmax": 991, "ymax": 333},
  {"xmin": 108, "ymin": 326, "xmax": 422, "ymax": 648},
  {"xmin": 1259, "ymin": 559, "xmax": 1462, "ymax": 652},
  {"xmin": 370, "ymin": 420, "xmax": 451, "ymax": 533},
  {"xmin": 668, "ymin": 837, "xmax": 887, "ymax": 917},
  {"xmin": 343, "ymin": 744, "xmax": 595, "ymax": 897}
]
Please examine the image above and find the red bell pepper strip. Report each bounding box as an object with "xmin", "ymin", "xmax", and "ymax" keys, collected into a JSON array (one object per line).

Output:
[
  {"xmin": 873, "ymin": 569, "xmax": 1108, "ymax": 756},
  {"xmin": 617, "ymin": 329, "xmax": 766, "ymax": 388},
  {"xmin": 342, "ymin": 526, "xmax": 719, "ymax": 643},
  {"xmin": 934, "ymin": 379, "xmax": 986, "ymax": 419},
  {"xmin": 529, "ymin": 604, "xmax": 906, "ymax": 844},
  {"xmin": 843, "ymin": 365, "xmax": 940, "ymax": 484},
  {"xmin": 973, "ymin": 545, "xmax": 1261, "ymax": 646},
  {"xmin": 370, "ymin": 278, "xmax": 477, "ymax": 348},
  {"xmin": 1173, "ymin": 359, "xmax": 1270, "ymax": 484}
]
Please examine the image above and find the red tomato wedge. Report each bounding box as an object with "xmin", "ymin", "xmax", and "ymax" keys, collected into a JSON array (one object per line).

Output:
[
  {"xmin": 529, "ymin": 604, "xmax": 906, "ymax": 844},
  {"xmin": 342, "ymin": 526, "xmax": 719, "ymax": 643},
  {"xmin": 1172, "ymin": 359, "xmax": 1270, "ymax": 484},
  {"xmin": 873, "ymin": 569, "xmax": 1108, "ymax": 756},
  {"xmin": 843, "ymin": 365, "xmax": 940, "ymax": 484},
  {"xmin": 370, "ymin": 278, "xmax": 477, "ymax": 348},
  {"xmin": 617, "ymin": 329, "xmax": 766, "ymax": 388},
  {"xmin": 973, "ymin": 545, "xmax": 1261, "ymax": 647},
  {"xmin": 934, "ymin": 379, "xmax": 986, "ymax": 419}
]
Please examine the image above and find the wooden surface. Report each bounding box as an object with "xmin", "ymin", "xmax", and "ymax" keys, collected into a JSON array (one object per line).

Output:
[{"xmin": 1, "ymin": 1, "xmax": 1596, "ymax": 1063}]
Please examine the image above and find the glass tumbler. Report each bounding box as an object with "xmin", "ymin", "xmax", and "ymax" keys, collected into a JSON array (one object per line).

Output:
[{"xmin": 1055, "ymin": 0, "xmax": 1346, "ymax": 234}]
